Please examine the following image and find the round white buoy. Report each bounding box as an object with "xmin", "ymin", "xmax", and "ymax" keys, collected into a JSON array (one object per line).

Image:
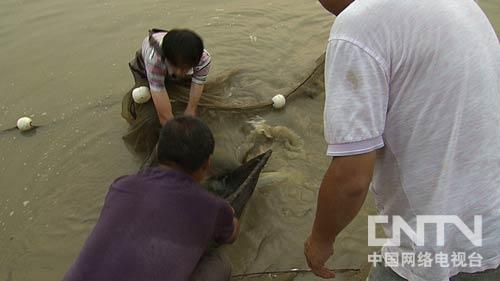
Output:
[
  {"xmin": 132, "ymin": 86, "xmax": 151, "ymax": 104},
  {"xmin": 17, "ymin": 117, "xmax": 33, "ymax": 132},
  {"xmin": 272, "ymin": 94, "xmax": 286, "ymax": 109}
]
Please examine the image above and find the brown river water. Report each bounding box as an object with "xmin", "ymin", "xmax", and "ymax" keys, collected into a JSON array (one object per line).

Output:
[{"xmin": 0, "ymin": 1, "xmax": 498, "ymax": 280}]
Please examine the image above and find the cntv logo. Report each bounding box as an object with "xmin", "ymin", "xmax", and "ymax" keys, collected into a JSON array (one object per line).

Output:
[{"xmin": 368, "ymin": 215, "xmax": 483, "ymax": 247}]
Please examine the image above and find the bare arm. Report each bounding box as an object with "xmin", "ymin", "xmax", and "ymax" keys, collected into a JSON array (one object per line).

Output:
[
  {"xmin": 184, "ymin": 83, "xmax": 204, "ymax": 117},
  {"xmin": 224, "ymin": 206, "xmax": 240, "ymax": 244},
  {"xmin": 151, "ymin": 90, "xmax": 174, "ymax": 126},
  {"xmin": 305, "ymin": 151, "xmax": 376, "ymax": 278},
  {"xmin": 311, "ymin": 151, "xmax": 376, "ymax": 244},
  {"xmin": 225, "ymin": 217, "xmax": 240, "ymax": 244}
]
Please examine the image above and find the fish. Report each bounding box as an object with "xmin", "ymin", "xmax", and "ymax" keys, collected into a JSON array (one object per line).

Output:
[
  {"xmin": 206, "ymin": 149, "xmax": 272, "ymax": 218},
  {"xmin": 142, "ymin": 146, "xmax": 272, "ymax": 218}
]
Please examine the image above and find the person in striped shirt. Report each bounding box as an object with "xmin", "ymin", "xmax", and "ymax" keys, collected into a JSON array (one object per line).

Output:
[
  {"xmin": 141, "ymin": 29, "xmax": 212, "ymax": 124},
  {"xmin": 121, "ymin": 28, "xmax": 212, "ymax": 154}
]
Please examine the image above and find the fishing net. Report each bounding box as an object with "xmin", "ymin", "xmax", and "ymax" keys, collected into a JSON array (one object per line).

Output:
[
  {"xmin": 141, "ymin": 144, "xmax": 272, "ymax": 219},
  {"xmin": 121, "ymin": 49, "xmax": 325, "ymax": 157}
]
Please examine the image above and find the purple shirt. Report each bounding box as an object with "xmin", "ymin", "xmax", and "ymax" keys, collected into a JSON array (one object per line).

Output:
[{"xmin": 64, "ymin": 167, "xmax": 235, "ymax": 281}]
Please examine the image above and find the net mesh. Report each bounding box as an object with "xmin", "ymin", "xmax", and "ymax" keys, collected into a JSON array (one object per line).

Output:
[{"xmin": 121, "ymin": 49, "xmax": 324, "ymax": 157}]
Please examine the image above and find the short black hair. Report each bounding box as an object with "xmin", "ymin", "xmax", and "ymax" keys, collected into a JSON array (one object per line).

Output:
[
  {"xmin": 161, "ymin": 29, "xmax": 204, "ymax": 68},
  {"xmin": 157, "ymin": 116, "xmax": 215, "ymax": 172}
]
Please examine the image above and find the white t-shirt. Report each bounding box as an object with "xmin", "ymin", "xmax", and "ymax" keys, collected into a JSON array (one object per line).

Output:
[{"xmin": 323, "ymin": 0, "xmax": 500, "ymax": 280}]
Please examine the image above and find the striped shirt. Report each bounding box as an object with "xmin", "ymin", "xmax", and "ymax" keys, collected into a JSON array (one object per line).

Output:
[{"xmin": 141, "ymin": 32, "xmax": 212, "ymax": 92}]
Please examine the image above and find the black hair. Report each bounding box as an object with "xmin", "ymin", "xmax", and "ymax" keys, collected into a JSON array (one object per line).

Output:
[
  {"xmin": 157, "ymin": 116, "xmax": 215, "ymax": 172},
  {"xmin": 161, "ymin": 29, "xmax": 204, "ymax": 68}
]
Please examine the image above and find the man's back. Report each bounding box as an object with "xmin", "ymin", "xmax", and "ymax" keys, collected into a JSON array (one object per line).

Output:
[
  {"xmin": 324, "ymin": 0, "xmax": 500, "ymax": 279},
  {"xmin": 64, "ymin": 167, "xmax": 234, "ymax": 281}
]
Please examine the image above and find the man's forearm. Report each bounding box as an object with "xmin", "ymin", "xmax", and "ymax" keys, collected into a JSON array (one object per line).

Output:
[
  {"xmin": 311, "ymin": 154, "xmax": 374, "ymax": 244},
  {"xmin": 151, "ymin": 90, "xmax": 174, "ymax": 125},
  {"xmin": 156, "ymin": 106, "xmax": 173, "ymax": 125},
  {"xmin": 185, "ymin": 83, "xmax": 204, "ymax": 114},
  {"xmin": 226, "ymin": 218, "xmax": 240, "ymax": 244}
]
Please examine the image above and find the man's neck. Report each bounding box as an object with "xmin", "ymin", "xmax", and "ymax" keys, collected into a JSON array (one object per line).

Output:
[
  {"xmin": 159, "ymin": 163, "xmax": 201, "ymax": 183},
  {"xmin": 320, "ymin": 0, "xmax": 354, "ymax": 16}
]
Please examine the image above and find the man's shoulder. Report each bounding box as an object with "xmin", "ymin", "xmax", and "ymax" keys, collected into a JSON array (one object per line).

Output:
[
  {"xmin": 337, "ymin": 0, "xmax": 395, "ymax": 20},
  {"xmin": 196, "ymin": 49, "xmax": 212, "ymax": 69},
  {"xmin": 108, "ymin": 173, "xmax": 145, "ymax": 192},
  {"xmin": 201, "ymin": 49, "xmax": 211, "ymax": 60},
  {"xmin": 109, "ymin": 169, "xmax": 227, "ymax": 207},
  {"xmin": 193, "ymin": 185, "xmax": 226, "ymax": 206},
  {"xmin": 111, "ymin": 174, "xmax": 133, "ymax": 186},
  {"xmin": 331, "ymin": 0, "xmax": 395, "ymax": 40},
  {"xmin": 109, "ymin": 169, "xmax": 173, "ymax": 189},
  {"xmin": 141, "ymin": 39, "xmax": 164, "ymax": 68}
]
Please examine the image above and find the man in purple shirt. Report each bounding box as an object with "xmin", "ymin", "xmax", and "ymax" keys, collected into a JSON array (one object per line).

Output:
[{"xmin": 64, "ymin": 116, "xmax": 240, "ymax": 281}]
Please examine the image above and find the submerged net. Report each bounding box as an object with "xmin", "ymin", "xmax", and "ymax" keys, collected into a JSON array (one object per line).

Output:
[
  {"xmin": 142, "ymin": 146, "xmax": 272, "ymax": 219},
  {"xmin": 207, "ymin": 149, "xmax": 272, "ymax": 218},
  {"xmin": 121, "ymin": 50, "xmax": 325, "ymax": 157},
  {"xmin": 165, "ymin": 54, "xmax": 326, "ymax": 110}
]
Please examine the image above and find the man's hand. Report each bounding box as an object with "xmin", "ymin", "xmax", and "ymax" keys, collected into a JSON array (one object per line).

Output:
[
  {"xmin": 185, "ymin": 83, "xmax": 204, "ymax": 117},
  {"xmin": 225, "ymin": 206, "xmax": 240, "ymax": 244},
  {"xmin": 304, "ymin": 235, "xmax": 335, "ymax": 279}
]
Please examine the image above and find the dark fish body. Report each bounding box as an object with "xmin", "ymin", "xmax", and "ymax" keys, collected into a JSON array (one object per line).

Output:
[
  {"xmin": 208, "ymin": 150, "xmax": 271, "ymax": 218},
  {"xmin": 142, "ymin": 147, "xmax": 272, "ymax": 218}
]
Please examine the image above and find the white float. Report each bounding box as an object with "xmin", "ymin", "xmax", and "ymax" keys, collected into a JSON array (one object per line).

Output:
[
  {"xmin": 132, "ymin": 86, "xmax": 151, "ymax": 104},
  {"xmin": 17, "ymin": 117, "xmax": 33, "ymax": 132},
  {"xmin": 272, "ymin": 94, "xmax": 286, "ymax": 109}
]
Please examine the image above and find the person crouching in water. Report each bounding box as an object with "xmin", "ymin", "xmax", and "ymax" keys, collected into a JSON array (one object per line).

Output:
[
  {"xmin": 122, "ymin": 29, "xmax": 212, "ymax": 155},
  {"xmin": 64, "ymin": 116, "xmax": 239, "ymax": 281}
]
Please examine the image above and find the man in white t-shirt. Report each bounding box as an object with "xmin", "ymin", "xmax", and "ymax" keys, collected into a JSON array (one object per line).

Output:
[{"xmin": 304, "ymin": 0, "xmax": 500, "ymax": 280}]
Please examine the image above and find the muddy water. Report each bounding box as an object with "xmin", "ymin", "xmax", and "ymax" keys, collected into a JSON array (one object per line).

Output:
[{"xmin": 0, "ymin": 1, "xmax": 498, "ymax": 280}]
